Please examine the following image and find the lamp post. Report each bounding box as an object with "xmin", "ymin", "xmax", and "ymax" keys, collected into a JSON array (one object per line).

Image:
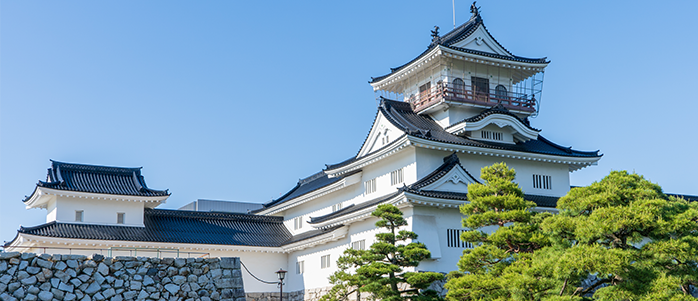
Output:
[{"xmin": 276, "ymin": 268, "xmax": 287, "ymax": 301}]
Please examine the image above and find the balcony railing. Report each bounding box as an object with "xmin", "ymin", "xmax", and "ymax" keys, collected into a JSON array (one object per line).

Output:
[{"xmin": 410, "ymin": 83, "xmax": 536, "ymax": 113}]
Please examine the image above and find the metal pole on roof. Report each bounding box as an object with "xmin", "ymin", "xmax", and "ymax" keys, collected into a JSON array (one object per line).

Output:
[{"xmin": 453, "ymin": 0, "xmax": 456, "ymax": 29}]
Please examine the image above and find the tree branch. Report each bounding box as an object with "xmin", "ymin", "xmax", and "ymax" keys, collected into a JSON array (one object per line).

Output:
[
  {"xmin": 574, "ymin": 278, "xmax": 612, "ymax": 296},
  {"xmin": 559, "ymin": 278, "xmax": 568, "ymax": 296}
]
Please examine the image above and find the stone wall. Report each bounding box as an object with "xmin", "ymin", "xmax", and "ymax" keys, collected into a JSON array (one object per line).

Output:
[
  {"xmin": 246, "ymin": 287, "xmax": 333, "ymax": 301},
  {"xmin": 0, "ymin": 252, "xmax": 245, "ymax": 301}
]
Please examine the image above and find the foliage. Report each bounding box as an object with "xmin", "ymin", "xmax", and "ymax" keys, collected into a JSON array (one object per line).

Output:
[
  {"xmin": 445, "ymin": 164, "xmax": 698, "ymax": 301},
  {"xmin": 321, "ymin": 204, "xmax": 444, "ymax": 301}
]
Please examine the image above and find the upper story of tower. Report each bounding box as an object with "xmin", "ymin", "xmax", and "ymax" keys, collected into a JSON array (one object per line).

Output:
[{"xmin": 369, "ymin": 3, "xmax": 548, "ymax": 123}]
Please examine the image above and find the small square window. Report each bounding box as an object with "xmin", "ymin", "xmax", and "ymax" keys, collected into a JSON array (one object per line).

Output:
[
  {"xmin": 117, "ymin": 213, "xmax": 125, "ymax": 224},
  {"xmin": 351, "ymin": 240, "xmax": 365, "ymax": 250},
  {"xmin": 75, "ymin": 210, "xmax": 83, "ymax": 222},
  {"xmin": 294, "ymin": 216, "xmax": 303, "ymax": 230},
  {"xmin": 296, "ymin": 261, "xmax": 304, "ymax": 274},
  {"xmin": 320, "ymin": 255, "xmax": 331, "ymax": 269}
]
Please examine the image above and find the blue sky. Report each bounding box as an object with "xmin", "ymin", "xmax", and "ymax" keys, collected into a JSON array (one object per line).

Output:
[{"xmin": 2, "ymin": 1, "xmax": 697, "ymax": 244}]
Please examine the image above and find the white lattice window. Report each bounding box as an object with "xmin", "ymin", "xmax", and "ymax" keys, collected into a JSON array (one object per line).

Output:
[
  {"xmin": 75, "ymin": 210, "xmax": 83, "ymax": 222},
  {"xmin": 447, "ymin": 229, "xmax": 473, "ymax": 248},
  {"xmin": 332, "ymin": 203, "xmax": 343, "ymax": 212},
  {"xmin": 390, "ymin": 168, "xmax": 404, "ymax": 186},
  {"xmin": 321, "ymin": 255, "xmax": 331, "ymax": 269},
  {"xmin": 296, "ymin": 261, "xmax": 304, "ymax": 274},
  {"xmin": 481, "ymin": 130, "xmax": 503, "ymax": 141},
  {"xmin": 351, "ymin": 240, "xmax": 366, "ymax": 250},
  {"xmin": 117, "ymin": 212, "xmax": 125, "ymax": 224},
  {"xmin": 365, "ymin": 178, "xmax": 377, "ymax": 195},
  {"xmin": 533, "ymin": 174, "xmax": 552, "ymax": 190},
  {"xmin": 294, "ymin": 216, "xmax": 303, "ymax": 230}
]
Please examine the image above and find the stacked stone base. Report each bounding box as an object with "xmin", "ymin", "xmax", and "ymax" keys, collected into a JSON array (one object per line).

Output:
[{"xmin": 0, "ymin": 252, "xmax": 245, "ymax": 301}]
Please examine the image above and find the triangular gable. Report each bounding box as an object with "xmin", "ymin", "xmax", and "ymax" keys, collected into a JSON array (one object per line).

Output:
[
  {"xmin": 417, "ymin": 163, "xmax": 479, "ymax": 193},
  {"xmin": 356, "ymin": 110, "xmax": 405, "ymax": 158},
  {"xmin": 449, "ymin": 25, "xmax": 511, "ymax": 57}
]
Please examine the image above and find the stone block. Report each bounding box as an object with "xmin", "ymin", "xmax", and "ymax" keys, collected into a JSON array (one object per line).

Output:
[
  {"xmin": 85, "ymin": 282, "xmax": 101, "ymax": 295},
  {"xmin": 164, "ymin": 284, "xmax": 180, "ymax": 294},
  {"xmin": 174, "ymin": 259, "xmax": 186, "ymax": 268},
  {"xmin": 54, "ymin": 261, "xmax": 67, "ymax": 271},
  {"xmin": 26, "ymin": 266, "xmax": 41, "ymax": 275},
  {"xmin": 21, "ymin": 276, "xmax": 37, "ymax": 285},
  {"xmin": 0, "ymin": 253, "xmax": 20, "ymax": 260},
  {"xmin": 38, "ymin": 291, "xmax": 53, "ymax": 301}
]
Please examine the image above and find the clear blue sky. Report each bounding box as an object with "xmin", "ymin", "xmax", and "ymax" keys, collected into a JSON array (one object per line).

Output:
[{"xmin": 2, "ymin": 1, "xmax": 697, "ymax": 244}]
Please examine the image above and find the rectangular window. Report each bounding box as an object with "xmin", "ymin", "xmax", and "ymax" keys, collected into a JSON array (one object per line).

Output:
[
  {"xmin": 481, "ymin": 131, "xmax": 502, "ymax": 141},
  {"xmin": 332, "ymin": 203, "xmax": 343, "ymax": 212},
  {"xmin": 533, "ymin": 174, "xmax": 552, "ymax": 190},
  {"xmin": 296, "ymin": 261, "xmax": 304, "ymax": 274},
  {"xmin": 390, "ymin": 168, "xmax": 404, "ymax": 186},
  {"xmin": 117, "ymin": 213, "xmax": 125, "ymax": 224},
  {"xmin": 365, "ymin": 178, "xmax": 376, "ymax": 195},
  {"xmin": 471, "ymin": 77, "xmax": 490, "ymax": 102},
  {"xmin": 447, "ymin": 229, "xmax": 473, "ymax": 248},
  {"xmin": 294, "ymin": 216, "xmax": 303, "ymax": 230},
  {"xmin": 351, "ymin": 240, "xmax": 366, "ymax": 250},
  {"xmin": 321, "ymin": 255, "xmax": 331, "ymax": 269},
  {"xmin": 75, "ymin": 210, "xmax": 83, "ymax": 222}
]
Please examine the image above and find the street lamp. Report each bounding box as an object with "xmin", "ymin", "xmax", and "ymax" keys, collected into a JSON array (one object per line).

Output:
[{"xmin": 276, "ymin": 268, "xmax": 287, "ymax": 301}]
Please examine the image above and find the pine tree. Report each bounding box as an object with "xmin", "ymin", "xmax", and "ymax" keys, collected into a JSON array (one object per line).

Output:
[
  {"xmin": 321, "ymin": 204, "xmax": 444, "ymax": 301},
  {"xmin": 445, "ymin": 164, "xmax": 698, "ymax": 300}
]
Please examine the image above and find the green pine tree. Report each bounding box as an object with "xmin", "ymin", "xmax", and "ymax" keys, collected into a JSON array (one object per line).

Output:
[
  {"xmin": 321, "ymin": 204, "xmax": 444, "ymax": 301},
  {"xmin": 445, "ymin": 164, "xmax": 698, "ymax": 301}
]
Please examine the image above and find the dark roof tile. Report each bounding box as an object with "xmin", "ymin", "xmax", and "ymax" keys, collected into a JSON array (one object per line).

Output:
[{"xmin": 29, "ymin": 160, "xmax": 169, "ymax": 200}]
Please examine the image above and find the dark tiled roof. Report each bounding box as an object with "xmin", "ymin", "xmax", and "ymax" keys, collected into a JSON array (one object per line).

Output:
[
  {"xmin": 309, "ymin": 191, "xmax": 403, "ymax": 224},
  {"xmin": 667, "ymin": 193, "xmax": 698, "ymax": 202},
  {"xmin": 28, "ymin": 160, "xmax": 169, "ymax": 200},
  {"xmin": 370, "ymin": 14, "xmax": 547, "ymax": 83},
  {"xmin": 446, "ymin": 103, "xmax": 540, "ymax": 132},
  {"xmin": 283, "ymin": 225, "xmax": 346, "ymax": 245},
  {"xmin": 261, "ymin": 170, "xmax": 363, "ymax": 209},
  {"xmin": 325, "ymin": 99, "xmax": 600, "ymax": 172},
  {"xmin": 410, "ymin": 153, "xmax": 481, "ymax": 189},
  {"xmin": 524, "ymin": 194, "xmax": 560, "ymax": 208},
  {"xmin": 14, "ymin": 209, "xmax": 292, "ymax": 247}
]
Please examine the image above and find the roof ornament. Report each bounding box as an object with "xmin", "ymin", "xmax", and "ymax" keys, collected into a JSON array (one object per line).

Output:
[
  {"xmin": 470, "ymin": 1, "xmax": 480, "ymax": 17},
  {"xmin": 430, "ymin": 26, "xmax": 440, "ymax": 43}
]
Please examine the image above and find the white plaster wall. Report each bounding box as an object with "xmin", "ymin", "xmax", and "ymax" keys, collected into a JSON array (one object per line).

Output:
[
  {"xmin": 46, "ymin": 197, "xmax": 57, "ymax": 223},
  {"xmin": 415, "ymin": 148, "xmax": 571, "ymax": 197},
  {"xmin": 284, "ymin": 148, "xmax": 417, "ymax": 235},
  {"xmin": 54, "ymin": 196, "xmax": 146, "ymax": 226}
]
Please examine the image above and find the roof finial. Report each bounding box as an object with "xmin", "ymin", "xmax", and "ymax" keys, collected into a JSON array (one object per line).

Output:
[
  {"xmin": 470, "ymin": 1, "xmax": 479, "ymax": 17},
  {"xmin": 431, "ymin": 26, "xmax": 440, "ymax": 42}
]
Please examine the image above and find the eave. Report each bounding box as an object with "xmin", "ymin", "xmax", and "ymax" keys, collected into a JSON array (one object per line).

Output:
[
  {"xmin": 6, "ymin": 233, "xmax": 286, "ymax": 254},
  {"xmin": 408, "ymin": 136, "xmax": 601, "ymax": 172},
  {"xmin": 325, "ymin": 135, "xmax": 412, "ymax": 177},
  {"xmin": 281, "ymin": 227, "xmax": 349, "ymax": 252},
  {"xmin": 256, "ymin": 172, "xmax": 362, "ymax": 215},
  {"xmin": 24, "ymin": 187, "xmax": 169, "ymax": 210},
  {"xmin": 310, "ymin": 193, "xmax": 407, "ymax": 229},
  {"xmin": 370, "ymin": 45, "xmax": 549, "ymax": 92}
]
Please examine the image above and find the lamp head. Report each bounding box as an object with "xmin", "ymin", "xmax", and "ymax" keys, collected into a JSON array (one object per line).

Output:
[{"xmin": 276, "ymin": 268, "xmax": 287, "ymax": 281}]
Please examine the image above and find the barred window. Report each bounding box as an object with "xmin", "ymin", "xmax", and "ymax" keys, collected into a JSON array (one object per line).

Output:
[
  {"xmin": 296, "ymin": 261, "xmax": 304, "ymax": 274},
  {"xmin": 351, "ymin": 240, "xmax": 366, "ymax": 250},
  {"xmin": 75, "ymin": 210, "xmax": 84, "ymax": 222},
  {"xmin": 117, "ymin": 212, "xmax": 125, "ymax": 224},
  {"xmin": 294, "ymin": 216, "xmax": 303, "ymax": 230},
  {"xmin": 332, "ymin": 203, "xmax": 343, "ymax": 212},
  {"xmin": 447, "ymin": 229, "xmax": 473, "ymax": 248},
  {"xmin": 365, "ymin": 178, "xmax": 377, "ymax": 195},
  {"xmin": 481, "ymin": 130, "xmax": 503, "ymax": 141},
  {"xmin": 321, "ymin": 255, "xmax": 331, "ymax": 269},
  {"xmin": 533, "ymin": 174, "xmax": 552, "ymax": 190},
  {"xmin": 390, "ymin": 168, "xmax": 404, "ymax": 186}
]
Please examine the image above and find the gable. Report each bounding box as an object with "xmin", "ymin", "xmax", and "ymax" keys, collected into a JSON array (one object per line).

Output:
[
  {"xmin": 449, "ymin": 25, "xmax": 511, "ymax": 57},
  {"xmin": 357, "ymin": 111, "xmax": 405, "ymax": 158},
  {"xmin": 417, "ymin": 163, "xmax": 479, "ymax": 193},
  {"xmin": 448, "ymin": 113, "xmax": 539, "ymax": 143}
]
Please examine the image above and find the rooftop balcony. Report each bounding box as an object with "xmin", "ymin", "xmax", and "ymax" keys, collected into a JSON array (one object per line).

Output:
[{"xmin": 410, "ymin": 82, "xmax": 537, "ymax": 114}]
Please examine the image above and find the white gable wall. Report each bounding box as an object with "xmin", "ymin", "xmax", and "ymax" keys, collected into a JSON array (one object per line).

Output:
[
  {"xmin": 52, "ymin": 196, "xmax": 146, "ymax": 227},
  {"xmin": 415, "ymin": 148, "xmax": 571, "ymax": 197}
]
